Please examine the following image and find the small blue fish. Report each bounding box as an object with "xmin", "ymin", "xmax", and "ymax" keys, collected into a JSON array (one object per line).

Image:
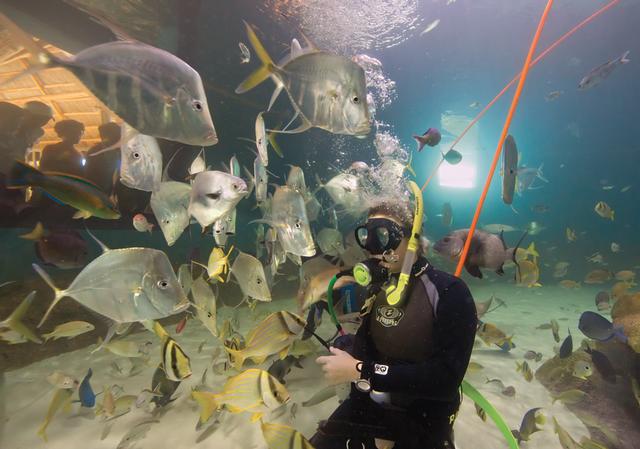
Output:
[
  {"xmin": 78, "ymin": 368, "xmax": 96, "ymax": 408},
  {"xmin": 497, "ymin": 340, "xmax": 516, "ymax": 352}
]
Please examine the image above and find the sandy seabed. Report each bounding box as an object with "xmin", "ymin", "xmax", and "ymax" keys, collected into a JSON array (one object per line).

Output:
[{"xmin": 0, "ymin": 283, "xmax": 602, "ymax": 449}]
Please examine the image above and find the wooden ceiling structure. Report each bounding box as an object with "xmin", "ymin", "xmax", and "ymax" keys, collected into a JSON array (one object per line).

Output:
[{"xmin": 0, "ymin": 18, "xmax": 120, "ymax": 155}]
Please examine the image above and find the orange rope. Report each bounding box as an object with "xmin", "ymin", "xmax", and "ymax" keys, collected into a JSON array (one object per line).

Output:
[
  {"xmin": 447, "ymin": 0, "xmax": 619, "ymax": 153},
  {"xmin": 454, "ymin": 0, "xmax": 555, "ymax": 277}
]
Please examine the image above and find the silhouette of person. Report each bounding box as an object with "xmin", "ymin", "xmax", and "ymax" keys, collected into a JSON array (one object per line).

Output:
[
  {"xmin": 17, "ymin": 101, "xmax": 53, "ymax": 163},
  {"xmin": 0, "ymin": 102, "xmax": 26, "ymax": 175},
  {"xmin": 85, "ymin": 122, "xmax": 121, "ymax": 193},
  {"xmin": 39, "ymin": 119, "xmax": 85, "ymax": 177}
]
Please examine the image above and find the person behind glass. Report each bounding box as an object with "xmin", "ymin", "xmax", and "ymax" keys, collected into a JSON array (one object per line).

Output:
[
  {"xmin": 311, "ymin": 201, "xmax": 477, "ymax": 449},
  {"xmin": 38, "ymin": 119, "xmax": 85, "ymax": 177},
  {"xmin": 85, "ymin": 122, "xmax": 121, "ymax": 194},
  {"xmin": 0, "ymin": 102, "xmax": 26, "ymax": 175}
]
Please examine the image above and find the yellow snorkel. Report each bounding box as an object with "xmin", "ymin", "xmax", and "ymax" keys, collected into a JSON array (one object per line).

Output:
[{"xmin": 384, "ymin": 180, "xmax": 423, "ymax": 307}]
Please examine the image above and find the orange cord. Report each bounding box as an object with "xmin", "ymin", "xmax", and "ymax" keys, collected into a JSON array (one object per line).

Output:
[
  {"xmin": 454, "ymin": 0, "xmax": 555, "ymax": 277},
  {"xmin": 420, "ymin": 0, "xmax": 620, "ymax": 193}
]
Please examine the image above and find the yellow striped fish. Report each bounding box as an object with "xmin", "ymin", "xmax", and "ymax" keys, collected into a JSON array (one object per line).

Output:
[
  {"xmin": 261, "ymin": 421, "xmax": 315, "ymax": 449},
  {"xmin": 223, "ymin": 311, "xmax": 306, "ymax": 370},
  {"xmin": 191, "ymin": 368, "xmax": 289, "ymax": 425},
  {"xmin": 151, "ymin": 321, "xmax": 192, "ymax": 381}
]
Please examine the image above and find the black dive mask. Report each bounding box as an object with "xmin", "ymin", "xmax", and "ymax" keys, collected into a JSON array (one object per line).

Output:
[{"xmin": 355, "ymin": 218, "xmax": 406, "ymax": 255}]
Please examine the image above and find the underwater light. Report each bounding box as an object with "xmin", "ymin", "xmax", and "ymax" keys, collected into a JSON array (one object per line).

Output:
[{"xmin": 438, "ymin": 158, "xmax": 476, "ymax": 189}]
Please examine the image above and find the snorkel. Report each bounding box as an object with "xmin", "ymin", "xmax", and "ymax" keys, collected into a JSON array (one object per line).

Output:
[{"xmin": 382, "ymin": 180, "xmax": 423, "ymax": 307}]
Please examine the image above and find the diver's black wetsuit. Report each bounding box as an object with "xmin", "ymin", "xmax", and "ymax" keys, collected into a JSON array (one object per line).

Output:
[{"xmin": 311, "ymin": 258, "xmax": 477, "ymax": 449}]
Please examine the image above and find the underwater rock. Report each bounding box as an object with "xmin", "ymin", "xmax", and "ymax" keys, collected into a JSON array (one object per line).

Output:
[
  {"xmin": 535, "ymin": 341, "xmax": 640, "ymax": 449},
  {"xmin": 612, "ymin": 293, "xmax": 640, "ymax": 353}
]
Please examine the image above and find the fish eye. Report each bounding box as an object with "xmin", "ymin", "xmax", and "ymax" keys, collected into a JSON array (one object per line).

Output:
[
  {"xmin": 352, "ymin": 96, "xmax": 360, "ymax": 104},
  {"xmin": 157, "ymin": 280, "xmax": 169, "ymax": 289},
  {"xmin": 232, "ymin": 183, "xmax": 239, "ymax": 190},
  {"xmin": 295, "ymin": 219, "xmax": 302, "ymax": 229},
  {"xmin": 444, "ymin": 237, "xmax": 450, "ymax": 242},
  {"xmin": 256, "ymin": 278, "xmax": 262, "ymax": 285},
  {"xmin": 163, "ymin": 219, "xmax": 170, "ymax": 224},
  {"xmin": 192, "ymin": 100, "xmax": 203, "ymax": 111},
  {"xmin": 133, "ymin": 152, "xmax": 141, "ymax": 159}
]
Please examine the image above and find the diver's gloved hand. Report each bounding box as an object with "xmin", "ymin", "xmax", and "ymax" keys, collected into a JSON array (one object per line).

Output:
[{"xmin": 315, "ymin": 347, "xmax": 361, "ymax": 385}]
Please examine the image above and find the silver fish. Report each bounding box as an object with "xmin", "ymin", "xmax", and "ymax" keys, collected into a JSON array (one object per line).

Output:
[
  {"xmin": 150, "ymin": 181, "xmax": 191, "ymax": 246},
  {"xmin": 33, "ymin": 239, "xmax": 189, "ymax": 327},
  {"xmin": 177, "ymin": 264, "xmax": 193, "ymax": 297},
  {"xmin": 189, "ymin": 148, "xmax": 207, "ymax": 177},
  {"xmin": 191, "ymin": 277, "xmax": 217, "ymax": 337},
  {"xmin": 237, "ymin": 23, "xmax": 370, "ymax": 136},
  {"xmin": 286, "ymin": 165, "xmax": 306, "ymax": 193},
  {"xmin": 254, "ymin": 157, "xmax": 268, "ymax": 206},
  {"xmin": 188, "ymin": 171, "xmax": 248, "ymax": 228},
  {"xmin": 304, "ymin": 192, "xmax": 322, "ymax": 223},
  {"xmin": 213, "ymin": 218, "xmax": 229, "ymax": 246},
  {"xmin": 316, "ymin": 228, "xmax": 344, "ymax": 257},
  {"xmin": 255, "ymin": 112, "xmax": 269, "ymax": 166},
  {"xmin": 119, "ymin": 127, "xmax": 162, "ymax": 192},
  {"xmin": 323, "ymin": 173, "xmax": 366, "ymax": 214},
  {"xmin": 230, "ymin": 252, "xmax": 272, "ymax": 302},
  {"xmin": 268, "ymin": 186, "xmax": 315, "ymax": 257},
  {"xmin": 117, "ymin": 419, "xmax": 159, "ymax": 449},
  {"xmin": 33, "ymin": 41, "xmax": 217, "ymax": 146}
]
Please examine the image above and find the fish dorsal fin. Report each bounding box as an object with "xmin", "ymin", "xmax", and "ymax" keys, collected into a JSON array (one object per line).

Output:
[
  {"xmin": 84, "ymin": 225, "xmax": 110, "ymax": 253},
  {"xmin": 290, "ymin": 38, "xmax": 304, "ymax": 59},
  {"xmin": 162, "ymin": 146, "xmax": 184, "ymax": 182}
]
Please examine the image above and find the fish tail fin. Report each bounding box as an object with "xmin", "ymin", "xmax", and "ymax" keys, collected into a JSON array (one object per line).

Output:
[
  {"xmin": 37, "ymin": 422, "xmax": 48, "ymax": 442},
  {"xmin": 236, "ymin": 22, "xmax": 276, "ymax": 94},
  {"xmin": 32, "ymin": 264, "xmax": 67, "ymax": 328},
  {"xmin": 413, "ymin": 136, "xmax": 426, "ymax": 152},
  {"xmin": 223, "ymin": 346, "xmax": 246, "ymax": 370},
  {"xmin": 620, "ymin": 50, "xmax": 630, "ymax": 64},
  {"xmin": 19, "ymin": 222, "xmax": 45, "ymax": 241},
  {"xmin": 267, "ymin": 130, "xmax": 284, "ymax": 158},
  {"xmin": 6, "ymin": 161, "xmax": 42, "ymax": 189},
  {"xmin": 191, "ymin": 390, "xmax": 219, "ymax": 425},
  {"xmin": 610, "ymin": 210, "xmax": 615, "ymax": 221},
  {"xmin": 6, "ymin": 291, "xmax": 42, "ymax": 343}
]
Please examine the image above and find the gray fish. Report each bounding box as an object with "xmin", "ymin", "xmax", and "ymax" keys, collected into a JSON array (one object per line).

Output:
[
  {"xmin": 578, "ymin": 311, "xmax": 627, "ymax": 343},
  {"xmin": 323, "ymin": 173, "xmax": 366, "ymax": 214},
  {"xmin": 212, "ymin": 217, "xmax": 229, "ymax": 247},
  {"xmin": 440, "ymin": 202, "xmax": 453, "ymax": 227},
  {"xmin": 513, "ymin": 407, "xmax": 545, "ymax": 443},
  {"xmin": 266, "ymin": 186, "xmax": 315, "ymax": 257},
  {"xmin": 434, "ymin": 229, "xmax": 522, "ymax": 279},
  {"xmin": 267, "ymin": 355, "xmax": 303, "ymax": 385},
  {"xmin": 502, "ymin": 135, "xmax": 518, "ymax": 204},
  {"xmin": 20, "ymin": 222, "xmax": 88, "ymax": 269},
  {"xmin": 177, "ymin": 264, "xmax": 193, "ymax": 297},
  {"xmin": 595, "ymin": 291, "xmax": 610, "ymax": 311},
  {"xmin": 117, "ymin": 419, "xmax": 159, "ymax": 449},
  {"xmin": 286, "ymin": 165, "xmax": 307, "ymax": 193},
  {"xmin": 25, "ymin": 41, "xmax": 217, "ymax": 146},
  {"xmin": 33, "ymin": 236, "xmax": 189, "ymax": 327},
  {"xmin": 150, "ymin": 181, "xmax": 191, "ymax": 246},
  {"xmin": 230, "ymin": 251, "xmax": 272, "ymax": 302},
  {"xmin": 253, "ymin": 157, "xmax": 268, "ymax": 206},
  {"xmin": 302, "ymin": 385, "xmax": 337, "ymax": 407},
  {"xmin": 191, "ymin": 277, "xmax": 217, "ymax": 337},
  {"xmin": 118, "ymin": 127, "xmax": 162, "ymax": 192},
  {"xmin": 316, "ymin": 228, "xmax": 345, "ymax": 257},
  {"xmin": 188, "ymin": 171, "xmax": 248, "ymax": 228},
  {"xmin": 516, "ymin": 164, "xmax": 547, "ymax": 195},
  {"xmin": 237, "ymin": 22, "xmax": 370, "ymax": 136},
  {"xmin": 579, "ymin": 50, "xmax": 630, "ymax": 90}
]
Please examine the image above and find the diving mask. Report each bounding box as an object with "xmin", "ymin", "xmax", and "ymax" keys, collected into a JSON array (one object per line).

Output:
[{"xmin": 354, "ymin": 218, "xmax": 407, "ymax": 255}]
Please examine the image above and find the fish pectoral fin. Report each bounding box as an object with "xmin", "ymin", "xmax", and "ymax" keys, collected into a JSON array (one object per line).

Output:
[{"xmin": 72, "ymin": 210, "xmax": 92, "ymax": 220}]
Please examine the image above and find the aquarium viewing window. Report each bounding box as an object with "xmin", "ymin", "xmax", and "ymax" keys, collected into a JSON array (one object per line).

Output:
[{"xmin": 438, "ymin": 156, "xmax": 476, "ymax": 189}]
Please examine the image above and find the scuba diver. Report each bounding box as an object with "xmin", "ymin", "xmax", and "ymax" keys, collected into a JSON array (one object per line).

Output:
[{"xmin": 311, "ymin": 185, "xmax": 478, "ymax": 449}]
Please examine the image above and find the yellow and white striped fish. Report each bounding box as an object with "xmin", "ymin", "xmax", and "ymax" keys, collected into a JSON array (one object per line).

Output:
[
  {"xmin": 191, "ymin": 368, "xmax": 289, "ymax": 425},
  {"xmin": 261, "ymin": 421, "xmax": 315, "ymax": 449},
  {"xmin": 150, "ymin": 321, "xmax": 192, "ymax": 381},
  {"xmin": 223, "ymin": 311, "xmax": 306, "ymax": 370}
]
